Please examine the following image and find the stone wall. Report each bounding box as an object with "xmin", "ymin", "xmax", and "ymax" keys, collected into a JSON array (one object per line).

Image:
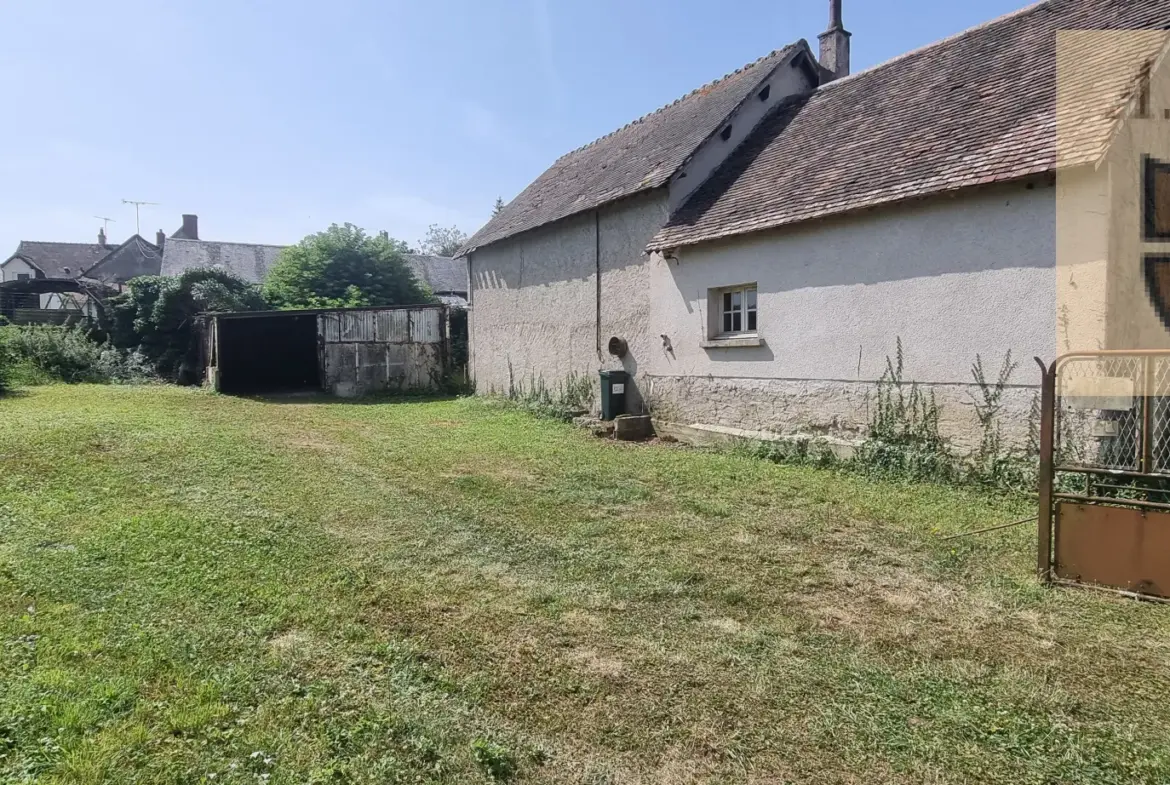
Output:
[{"xmin": 644, "ymin": 375, "xmax": 1039, "ymax": 454}]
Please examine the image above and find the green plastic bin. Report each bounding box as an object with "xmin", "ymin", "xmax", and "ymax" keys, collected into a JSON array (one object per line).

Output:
[{"xmin": 600, "ymin": 369, "xmax": 628, "ymax": 421}]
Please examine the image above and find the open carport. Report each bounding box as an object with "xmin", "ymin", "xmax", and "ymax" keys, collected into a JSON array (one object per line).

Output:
[{"xmin": 200, "ymin": 304, "xmax": 449, "ymax": 396}]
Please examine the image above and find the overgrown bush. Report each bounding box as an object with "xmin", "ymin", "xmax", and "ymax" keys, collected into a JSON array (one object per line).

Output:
[
  {"xmin": 104, "ymin": 268, "xmax": 266, "ymax": 382},
  {"xmin": 449, "ymin": 306, "xmax": 469, "ymax": 372},
  {"xmin": 0, "ymin": 324, "xmax": 154, "ymax": 384},
  {"xmin": 0, "ymin": 337, "xmax": 9, "ymax": 395},
  {"xmin": 263, "ymin": 224, "xmax": 433, "ymax": 309}
]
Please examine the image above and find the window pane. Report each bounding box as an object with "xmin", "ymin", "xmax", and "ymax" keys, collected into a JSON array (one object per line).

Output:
[
  {"xmin": 745, "ymin": 288, "xmax": 757, "ymax": 311},
  {"xmin": 723, "ymin": 311, "xmax": 732, "ymax": 333},
  {"xmin": 730, "ymin": 290, "xmax": 742, "ymax": 310},
  {"xmin": 732, "ymin": 312, "xmax": 742, "ymax": 332},
  {"xmin": 723, "ymin": 292, "xmax": 732, "ymax": 313},
  {"xmin": 747, "ymin": 309, "xmax": 757, "ymax": 332},
  {"xmin": 1157, "ymin": 168, "xmax": 1170, "ymax": 236}
]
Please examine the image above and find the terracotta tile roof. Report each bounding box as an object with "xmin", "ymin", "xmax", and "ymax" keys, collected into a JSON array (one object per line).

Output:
[
  {"xmin": 461, "ymin": 42, "xmax": 813, "ymax": 254},
  {"xmin": 649, "ymin": 0, "xmax": 1170, "ymax": 251}
]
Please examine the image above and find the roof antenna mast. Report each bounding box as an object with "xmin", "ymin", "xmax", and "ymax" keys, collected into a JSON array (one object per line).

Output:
[
  {"xmin": 121, "ymin": 199, "xmax": 160, "ymax": 235},
  {"xmin": 93, "ymin": 215, "xmax": 116, "ymax": 233}
]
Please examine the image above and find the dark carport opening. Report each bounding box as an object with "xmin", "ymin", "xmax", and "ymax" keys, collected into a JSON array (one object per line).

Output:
[{"xmin": 215, "ymin": 312, "xmax": 321, "ymax": 395}]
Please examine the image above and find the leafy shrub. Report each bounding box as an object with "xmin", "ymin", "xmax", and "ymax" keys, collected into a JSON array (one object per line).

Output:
[
  {"xmin": 263, "ymin": 223, "xmax": 433, "ymax": 309},
  {"xmin": 449, "ymin": 306, "xmax": 469, "ymax": 372},
  {"xmin": 0, "ymin": 324, "xmax": 153, "ymax": 384},
  {"xmin": 0, "ymin": 338, "xmax": 9, "ymax": 395},
  {"xmin": 104, "ymin": 268, "xmax": 267, "ymax": 382}
]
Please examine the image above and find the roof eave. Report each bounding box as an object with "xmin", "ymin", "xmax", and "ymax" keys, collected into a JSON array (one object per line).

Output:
[
  {"xmin": 1, "ymin": 253, "xmax": 45, "ymax": 274},
  {"xmin": 647, "ymin": 170, "xmax": 1057, "ymax": 253}
]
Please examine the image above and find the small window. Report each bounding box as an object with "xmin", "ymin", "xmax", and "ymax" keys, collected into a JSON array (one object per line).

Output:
[
  {"xmin": 717, "ymin": 284, "xmax": 758, "ymax": 336},
  {"xmin": 1144, "ymin": 156, "xmax": 1170, "ymax": 240},
  {"xmin": 758, "ymin": 84, "xmax": 771, "ymax": 102},
  {"xmin": 720, "ymin": 125, "xmax": 733, "ymax": 142}
]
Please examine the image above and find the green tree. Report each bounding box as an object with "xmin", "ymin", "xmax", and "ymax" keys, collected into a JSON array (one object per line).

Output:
[
  {"xmin": 492, "ymin": 197, "xmax": 505, "ymax": 217},
  {"xmin": 419, "ymin": 224, "xmax": 468, "ymax": 257},
  {"xmin": 105, "ymin": 268, "xmax": 267, "ymax": 382},
  {"xmin": 263, "ymin": 224, "xmax": 432, "ymax": 309}
]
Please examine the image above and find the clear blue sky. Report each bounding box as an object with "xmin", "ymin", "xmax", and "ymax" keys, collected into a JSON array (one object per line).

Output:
[{"xmin": 0, "ymin": 0, "xmax": 1030, "ymax": 256}]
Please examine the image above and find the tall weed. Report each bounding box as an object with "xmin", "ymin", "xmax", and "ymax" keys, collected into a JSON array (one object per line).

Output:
[
  {"xmin": 0, "ymin": 324, "xmax": 154, "ymax": 385},
  {"xmin": 745, "ymin": 340, "xmax": 1039, "ymax": 495},
  {"xmin": 504, "ymin": 365, "xmax": 595, "ymax": 422}
]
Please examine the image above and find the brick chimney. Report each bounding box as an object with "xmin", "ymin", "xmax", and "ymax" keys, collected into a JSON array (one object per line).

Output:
[
  {"xmin": 818, "ymin": 0, "xmax": 851, "ymax": 81},
  {"xmin": 98, "ymin": 227, "xmax": 107, "ymax": 247},
  {"xmin": 156, "ymin": 230, "xmax": 166, "ymax": 249},
  {"xmin": 180, "ymin": 214, "xmax": 199, "ymax": 240}
]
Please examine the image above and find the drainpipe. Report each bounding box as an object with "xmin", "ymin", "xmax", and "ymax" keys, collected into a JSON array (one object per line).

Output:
[
  {"xmin": 595, "ymin": 210, "xmax": 602, "ymax": 358},
  {"xmin": 467, "ymin": 253, "xmax": 475, "ymax": 383}
]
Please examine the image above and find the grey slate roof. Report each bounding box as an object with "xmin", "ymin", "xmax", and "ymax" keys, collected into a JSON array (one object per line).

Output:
[
  {"xmin": 403, "ymin": 254, "xmax": 467, "ymax": 295},
  {"xmin": 650, "ymin": 0, "xmax": 1170, "ymax": 250},
  {"xmin": 83, "ymin": 236, "xmax": 162, "ymax": 284},
  {"xmin": 161, "ymin": 238, "xmax": 286, "ymax": 283},
  {"xmin": 3, "ymin": 242, "xmax": 113, "ymax": 278},
  {"xmin": 460, "ymin": 41, "xmax": 814, "ymax": 254}
]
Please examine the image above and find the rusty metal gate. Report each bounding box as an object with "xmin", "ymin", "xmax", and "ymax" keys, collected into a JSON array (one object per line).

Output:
[{"xmin": 1037, "ymin": 350, "xmax": 1170, "ymax": 599}]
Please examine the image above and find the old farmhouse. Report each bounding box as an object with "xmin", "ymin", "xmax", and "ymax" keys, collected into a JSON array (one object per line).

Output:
[{"xmin": 458, "ymin": 0, "xmax": 1170, "ymax": 451}]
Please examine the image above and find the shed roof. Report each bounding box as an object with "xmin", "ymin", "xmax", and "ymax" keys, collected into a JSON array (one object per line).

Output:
[
  {"xmin": 460, "ymin": 41, "xmax": 814, "ymax": 254},
  {"xmin": 649, "ymin": 0, "xmax": 1170, "ymax": 250}
]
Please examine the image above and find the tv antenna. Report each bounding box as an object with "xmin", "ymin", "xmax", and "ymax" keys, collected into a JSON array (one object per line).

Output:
[
  {"xmin": 121, "ymin": 199, "xmax": 160, "ymax": 234},
  {"xmin": 93, "ymin": 216, "xmax": 116, "ymax": 233}
]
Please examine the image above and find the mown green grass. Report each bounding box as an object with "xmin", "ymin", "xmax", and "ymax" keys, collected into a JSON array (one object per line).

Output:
[{"xmin": 0, "ymin": 385, "xmax": 1168, "ymax": 784}]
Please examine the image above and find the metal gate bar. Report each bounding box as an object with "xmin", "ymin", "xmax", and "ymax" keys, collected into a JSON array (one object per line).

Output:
[{"xmin": 1037, "ymin": 350, "xmax": 1170, "ymax": 599}]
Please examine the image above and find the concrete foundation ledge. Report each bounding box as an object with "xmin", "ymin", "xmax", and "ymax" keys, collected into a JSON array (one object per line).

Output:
[
  {"xmin": 651, "ymin": 420, "xmax": 859, "ymax": 459},
  {"xmin": 614, "ymin": 414, "xmax": 653, "ymax": 441}
]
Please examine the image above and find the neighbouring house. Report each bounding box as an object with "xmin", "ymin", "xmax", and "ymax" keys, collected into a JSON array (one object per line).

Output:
[
  {"xmin": 0, "ymin": 229, "xmax": 161, "ymax": 319},
  {"xmin": 159, "ymin": 217, "xmax": 469, "ymax": 307},
  {"xmin": 83, "ymin": 235, "xmax": 163, "ymax": 286},
  {"xmin": 159, "ymin": 214, "xmax": 285, "ymax": 283},
  {"xmin": 403, "ymin": 254, "xmax": 468, "ymax": 308},
  {"xmin": 459, "ymin": 0, "xmax": 1170, "ymax": 452}
]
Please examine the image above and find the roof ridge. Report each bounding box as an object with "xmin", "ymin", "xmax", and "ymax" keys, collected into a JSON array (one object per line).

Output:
[
  {"xmin": 815, "ymin": 0, "xmax": 1054, "ymax": 93},
  {"xmin": 20, "ymin": 240, "xmax": 108, "ymax": 247},
  {"xmin": 166, "ymin": 237, "xmax": 288, "ymax": 249},
  {"xmin": 551, "ymin": 43, "xmax": 802, "ymax": 163}
]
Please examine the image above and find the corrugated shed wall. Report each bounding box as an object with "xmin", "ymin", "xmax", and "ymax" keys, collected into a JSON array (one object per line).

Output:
[{"xmin": 319, "ymin": 305, "xmax": 446, "ymax": 397}]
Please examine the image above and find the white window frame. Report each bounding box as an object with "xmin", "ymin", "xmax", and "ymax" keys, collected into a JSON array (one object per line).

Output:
[{"xmin": 716, "ymin": 283, "xmax": 758, "ymax": 337}]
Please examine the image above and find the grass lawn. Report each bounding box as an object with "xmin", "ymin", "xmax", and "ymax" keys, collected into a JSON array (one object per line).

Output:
[{"xmin": 1, "ymin": 385, "xmax": 1169, "ymax": 784}]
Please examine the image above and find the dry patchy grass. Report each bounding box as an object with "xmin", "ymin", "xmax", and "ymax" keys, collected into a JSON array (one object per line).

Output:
[{"xmin": 0, "ymin": 385, "xmax": 1168, "ymax": 783}]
